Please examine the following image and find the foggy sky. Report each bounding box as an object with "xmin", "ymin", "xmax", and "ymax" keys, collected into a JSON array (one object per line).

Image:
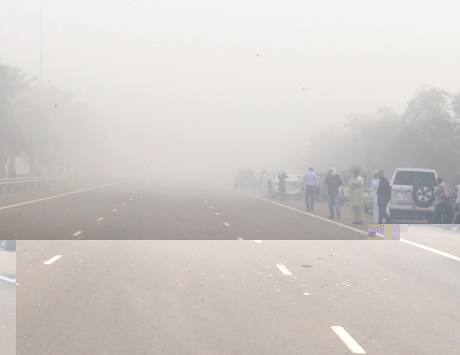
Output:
[{"xmin": 1, "ymin": 0, "xmax": 460, "ymax": 176}]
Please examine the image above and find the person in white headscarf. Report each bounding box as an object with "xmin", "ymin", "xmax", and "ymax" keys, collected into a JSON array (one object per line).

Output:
[
  {"xmin": 370, "ymin": 170, "xmax": 380, "ymax": 223},
  {"xmin": 259, "ymin": 170, "xmax": 270, "ymax": 198},
  {"xmin": 349, "ymin": 170, "xmax": 364, "ymax": 224}
]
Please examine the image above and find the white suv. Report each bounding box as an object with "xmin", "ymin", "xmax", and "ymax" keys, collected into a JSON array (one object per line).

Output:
[{"xmin": 388, "ymin": 168, "xmax": 437, "ymax": 222}]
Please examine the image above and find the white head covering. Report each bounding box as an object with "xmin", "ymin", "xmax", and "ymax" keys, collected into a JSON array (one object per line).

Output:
[
  {"xmin": 372, "ymin": 171, "xmax": 380, "ymax": 188},
  {"xmin": 329, "ymin": 167, "xmax": 336, "ymax": 175}
]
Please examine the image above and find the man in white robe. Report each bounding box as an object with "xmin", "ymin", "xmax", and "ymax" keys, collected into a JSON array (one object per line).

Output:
[
  {"xmin": 371, "ymin": 171, "xmax": 380, "ymax": 223},
  {"xmin": 259, "ymin": 170, "xmax": 270, "ymax": 198},
  {"xmin": 349, "ymin": 170, "xmax": 364, "ymax": 224}
]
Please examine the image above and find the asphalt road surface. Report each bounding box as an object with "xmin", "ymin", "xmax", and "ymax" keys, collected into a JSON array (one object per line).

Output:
[
  {"xmin": 17, "ymin": 227, "xmax": 460, "ymax": 354},
  {"xmin": 0, "ymin": 180, "xmax": 370, "ymax": 240},
  {"xmin": 0, "ymin": 248, "xmax": 16, "ymax": 355}
]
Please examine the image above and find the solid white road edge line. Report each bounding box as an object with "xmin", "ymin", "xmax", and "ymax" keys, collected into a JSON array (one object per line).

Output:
[
  {"xmin": 44, "ymin": 255, "xmax": 62, "ymax": 265},
  {"xmin": 0, "ymin": 182, "xmax": 122, "ymax": 210},
  {"xmin": 400, "ymin": 238, "xmax": 460, "ymax": 262},
  {"xmin": 276, "ymin": 264, "xmax": 292, "ymax": 275},
  {"xmin": 223, "ymin": 186, "xmax": 364, "ymax": 234},
  {"xmin": 0, "ymin": 275, "xmax": 16, "ymax": 283},
  {"xmin": 219, "ymin": 184, "xmax": 460, "ymax": 262},
  {"xmin": 331, "ymin": 326, "xmax": 366, "ymax": 354},
  {"xmin": 73, "ymin": 231, "xmax": 83, "ymax": 237}
]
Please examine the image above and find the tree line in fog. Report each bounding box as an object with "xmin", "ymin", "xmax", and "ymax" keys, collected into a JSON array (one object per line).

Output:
[
  {"xmin": 2, "ymin": 63, "xmax": 460, "ymax": 185},
  {"xmin": 304, "ymin": 86, "xmax": 460, "ymax": 186},
  {"xmin": 0, "ymin": 64, "xmax": 101, "ymax": 178}
]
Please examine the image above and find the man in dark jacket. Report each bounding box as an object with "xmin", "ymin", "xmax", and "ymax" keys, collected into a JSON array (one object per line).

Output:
[
  {"xmin": 324, "ymin": 167, "xmax": 342, "ymax": 219},
  {"xmin": 377, "ymin": 169, "xmax": 392, "ymax": 223},
  {"xmin": 278, "ymin": 170, "xmax": 288, "ymax": 201}
]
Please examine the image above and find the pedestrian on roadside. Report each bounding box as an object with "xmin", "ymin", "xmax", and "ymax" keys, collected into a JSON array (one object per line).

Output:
[
  {"xmin": 370, "ymin": 171, "xmax": 380, "ymax": 223},
  {"xmin": 377, "ymin": 169, "xmax": 392, "ymax": 223},
  {"xmin": 278, "ymin": 170, "xmax": 288, "ymax": 201},
  {"xmin": 349, "ymin": 170, "xmax": 364, "ymax": 224},
  {"xmin": 259, "ymin": 170, "xmax": 270, "ymax": 198},
  {"xmin": 324, "ymin": 167, "xmax": 342, "ymax": 219},
  {"xmin": 315, "ymin": 172, "xmax": 321, "ymax": 202},
  {"xmin": 302, "ymin": 167, "xmax": 319, "ymax": 212},
  {"xmin": 431, "ymin": 176, "xmax": 448, "ymax": 223}
]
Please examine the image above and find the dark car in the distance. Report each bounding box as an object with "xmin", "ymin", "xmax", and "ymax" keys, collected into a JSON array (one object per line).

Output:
[{"xmin": 233, "ymin": 168, "xmax": 258, "ymax": 190}]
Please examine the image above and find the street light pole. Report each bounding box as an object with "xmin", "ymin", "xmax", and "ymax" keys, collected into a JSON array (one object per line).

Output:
[{"xmin": 40, "ymin": 0, "xmax": 44, "ymax": 86}]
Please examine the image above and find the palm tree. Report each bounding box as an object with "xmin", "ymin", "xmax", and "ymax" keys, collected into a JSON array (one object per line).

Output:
[{"xmin": 0, "ymin": 65, "xmax": 34, "ymax": 177}]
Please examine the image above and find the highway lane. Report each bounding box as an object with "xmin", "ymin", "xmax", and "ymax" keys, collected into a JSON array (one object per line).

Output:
[
  {"xmin": 16, "ymin": 235, "xmax": 460, "ymax": 354},
  {"xmin": 1, "ymin": 179, "xmax": 367, "ymax": 240},
  {"xmin": 0, "ymin": 248, "xmax": 16, "ymax": 355}
]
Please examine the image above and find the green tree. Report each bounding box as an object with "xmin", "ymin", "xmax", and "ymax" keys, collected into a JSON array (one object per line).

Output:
[{"xmin": 402, "ymin": 86, "xmax": 459, "ymax": 186}]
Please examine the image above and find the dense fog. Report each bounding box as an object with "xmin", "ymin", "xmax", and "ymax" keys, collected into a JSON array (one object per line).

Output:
[{"xmin": 1, "ymin": 0, "xmax": 459, "ymax": 185}]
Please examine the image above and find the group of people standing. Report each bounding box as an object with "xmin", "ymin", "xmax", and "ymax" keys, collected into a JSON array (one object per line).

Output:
[
  {"xmin": 299, "ymin": 168, "xmax": 393, "ymax": 224},
  {"xmin": 259, "ymin": 167, "xmax": 451, "ymax": 224}
]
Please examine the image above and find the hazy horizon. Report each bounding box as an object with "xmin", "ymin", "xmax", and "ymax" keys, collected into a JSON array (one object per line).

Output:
[{"xmin": 2, "ymin": 0, "xmax": 460, "ymax": 178}]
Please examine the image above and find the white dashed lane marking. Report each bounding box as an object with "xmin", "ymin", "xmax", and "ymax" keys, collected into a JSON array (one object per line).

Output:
[
  {"xmin": 112, "ymin": 209, "xmax": 117, "ymax": 212},
  {"xmin": 97, "ymin": 217, "xmax": 104, "ymax": 221},
  {"xmin": 0, "ymin": 275, "xmax": 16, "ymax": 283},
  {"xmin": 73, "ymin": 231, "xmax": 83, "ymax": 237},
  {"xmin": 215, "ymin": 212, "xmax": 220, "ymax": 216},
  {"xmin": 44, "ymin": 255, "xmax": 62, "ymax": 265},
  {"xmin": 331, "ymin": 326, "xmax": 366, "ymax": 354},
  {"xmin": 224, "ymin": 222, "xmax": 230, "ymax": 226},
  {"xmin": 276, "ymin": 264, "xmax": 292, "ymax": 275}
]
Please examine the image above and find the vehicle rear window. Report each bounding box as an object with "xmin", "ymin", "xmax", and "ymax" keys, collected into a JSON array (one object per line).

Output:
[{"xmin": 393, "ymin": 171, "xmax": 436, "ymax": 186}]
